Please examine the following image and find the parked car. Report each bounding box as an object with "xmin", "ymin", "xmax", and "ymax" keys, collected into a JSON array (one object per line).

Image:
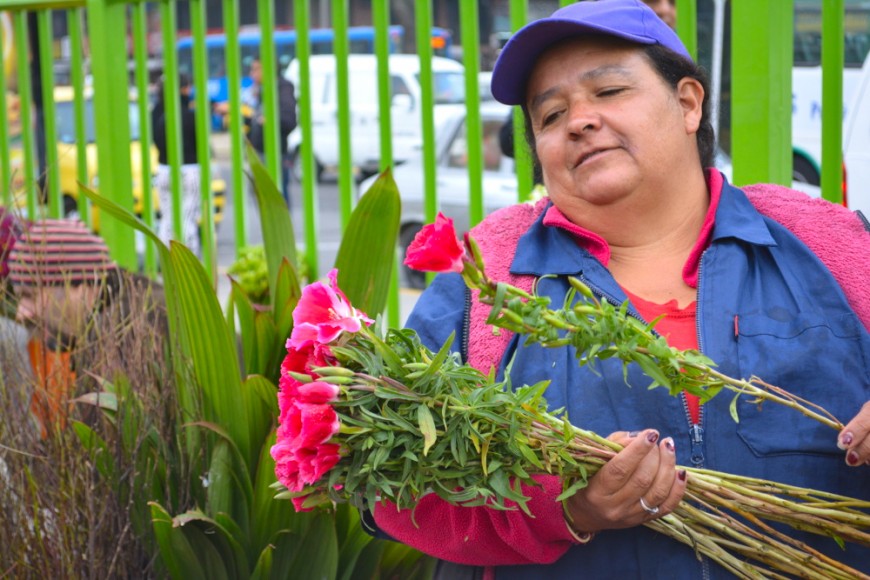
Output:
[
  {"xmin": 2, "ymin": 86, "xmax": 225, "ymax": 231},
  {"xmin": 359, "ymin": 101, "xmax": 516, "ymax": 288},
  {"xmin": 285, "ymin": 54, "xmax": 465, "ymax": 182}
]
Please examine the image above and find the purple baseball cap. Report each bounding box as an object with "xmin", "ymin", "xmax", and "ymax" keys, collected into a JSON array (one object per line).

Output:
[{"xmin": 491, "ymin": 0, "xmax": 692, "ymax": 105}]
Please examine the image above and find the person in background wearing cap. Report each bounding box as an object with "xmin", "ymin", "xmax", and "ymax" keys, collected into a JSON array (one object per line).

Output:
[
  {"xmin": 371, "ymin": 1, "xmax": 870, "ymax": 577},
  {"xmin": 3, "ymin": 218, "xmax": 118, "ymax": 438}
]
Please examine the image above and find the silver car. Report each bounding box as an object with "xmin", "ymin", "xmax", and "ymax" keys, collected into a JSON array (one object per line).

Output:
[{"xmin": 360, "ymin": 101, "xmax": 519, "ymax": 288}]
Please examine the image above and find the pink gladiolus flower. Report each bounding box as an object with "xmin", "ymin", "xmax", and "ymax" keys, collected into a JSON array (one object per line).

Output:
[
  {"xmin": 297, "ymin": 381, "xmax": 340, "ymax": 404},
  {"xmin": 296, "ymin": 443, "xmax": 342, "ymax": 484},
  {"xmin": 294, "ymin": 403, "xmax": 340, "ymax": 448},
  {"xmin": 404, "ymin": 212, "xmax": 466, "ymax": 274},
  {"xmin": 289, "ymin": 269, "xmax": 372, "ymax": 350}
]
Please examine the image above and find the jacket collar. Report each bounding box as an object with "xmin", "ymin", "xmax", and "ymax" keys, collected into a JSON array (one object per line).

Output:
[{"xmin": 510, "ymin": 169, "xmax": 777, "ymax": 279}]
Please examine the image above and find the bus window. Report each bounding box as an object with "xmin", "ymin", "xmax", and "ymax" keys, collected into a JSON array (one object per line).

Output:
[{"xmin": 795, "ymin": 1, "xmax": 870, "ymax": 67}]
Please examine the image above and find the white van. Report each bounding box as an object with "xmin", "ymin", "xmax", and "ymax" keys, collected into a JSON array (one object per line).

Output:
[
  {"xmin": 285, "ymin": 54, "xmax": 465, "ymax": 181},
  {"xmin": 843, "ymin": 52, "xmax": 870, "ymax": 217}
]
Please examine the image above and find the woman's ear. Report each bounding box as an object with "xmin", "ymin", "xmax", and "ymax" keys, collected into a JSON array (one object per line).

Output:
[{"xmin": 676, "ymin": 77, "xmax": 704, "ymax": 135}]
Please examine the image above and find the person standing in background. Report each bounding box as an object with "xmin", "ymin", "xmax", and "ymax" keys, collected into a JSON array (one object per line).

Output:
[
  {"xmin": 152, "ymin": 74, "xmax": 202, "ymax": 257},
  {"xmin": 242, "ymin": 57, "xmax": 298, "ymax": 207}
]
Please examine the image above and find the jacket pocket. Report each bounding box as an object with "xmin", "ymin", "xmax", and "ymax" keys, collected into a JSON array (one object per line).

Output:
[{"xmin": 734, "ymin": 311, "xmax": 869, "ymax": 457}]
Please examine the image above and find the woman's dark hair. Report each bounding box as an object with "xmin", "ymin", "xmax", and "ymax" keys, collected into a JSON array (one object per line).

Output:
[{"xmin": 520, "ymin": 43, "xmax": 716, "ymax": 174}]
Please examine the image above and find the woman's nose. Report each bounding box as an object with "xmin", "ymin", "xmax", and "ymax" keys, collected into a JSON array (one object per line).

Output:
[{"xmin": 565, "ymin": 104, "xmax": 600, "ymax": 137}]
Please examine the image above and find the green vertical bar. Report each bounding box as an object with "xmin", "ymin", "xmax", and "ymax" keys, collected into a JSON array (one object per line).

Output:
[
  {"xmin": 415, "ymin": 0, "xmax": 437, "ymax": 226},
  {"xmin": 0, "ymin": 11, "xmax": 11, "ymax": 208},
  {"xmin": 160, "ymin": 0, "xmax": 183, "ymax": 242},
  {"xmin": 132, "ymin": 3, "xmax": 155, "ymax": 274},
  {"xmin": 675, "ymin": 0, "xmax": 697, "ymax": 61},
  {"xmin": 223, "ymin": 0, "xmax": 246, "ymax": 255},
  {"xmin": 191, "ymin": 0, "xmax": 214, "ymax": 279},
  {"xmin": 372, "ymin": 0, "xmax": 398, "ymax": 326},
  {"xmin": 294, "ymin": 0, "xmax": 319, "ymax": 281},
  {"xmin": 14, "ymin": 11, "xmax": 36, "ymax": 218},
  {"xmin": 415, "ymin": 0, "xmax": 437, "ymax": 288},
  {"xmin": 559, "ymin": 0, "xmax": 573, "ymax": 7},
  {"xmin": 731, "ymin": 0, "xmax": 792, "ymax": 186},
  {"xmin": 510, "ymin": 0, "xmax": 533, "ymax": 200},
  {"xmin": 373, "ymin": 0, "xmax": 393, "ymax": 173},
  {"xmin": 460, "ymin": 0, "xmax": 483, "ymax": 227},
  {"xmin": 257, "ymin": 0, "xmax": 280, "ymax": 182},
  {"xmin": 68, "ymin": 8, "xmax": 90, "ymax": 228},
  {"xmin": 332, "ymin": 0, "xmax": 354, "ymax": 230},
  {"xmin": 37, "ymin": 10, "xmax": 59, "ymax": 218},
  {"xmin": 821, "ymin": 0, "xmax": 844, "ymax": 204},
  {"xmin": 87, "ymin": 0, "xmax": 136, "ymax": 268}
]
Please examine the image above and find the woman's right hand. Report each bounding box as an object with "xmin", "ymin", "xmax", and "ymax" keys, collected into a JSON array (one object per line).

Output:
[{"xmin": 563, "ymin": 429, "xmax": 687, "ymax": 535}]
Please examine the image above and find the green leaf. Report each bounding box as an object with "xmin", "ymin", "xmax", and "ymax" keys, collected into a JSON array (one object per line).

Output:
[
  {"xmin": 230, "ymin": 279, "xmax": 258, "ymax": 377},
  {"xmin": 334, "ymin": 169, "xmax": 401, "ymax": 317},
  {"xmin": 335, "ymin": 504, "xmax": 375, "ymax": 580},
  {"xmin": 166, "ymin": 242, "xmax": 252, "ymax": 468},
  {"xmin": 250, "ymin": 545, "xmax": 273, "ymax": 580},
  {"xmin": 206, "ymin": 441, "xmax": 235, "ymax": 520},
  {"xmin": 285, "ymin": 515, "xmax": 340, "ymax": 579},
  {"xmin": 71, "ymin": 420, "xmax": 116, "ymax": 480},
  {"xmin": 729, "ymin": 392, "xmax": 741, "ymax": 423},
  {"xmin": 254, "ymin": 310, "xmax": 279, "ymax": 377},
  {"xmin": 149, "ymin": 503, "xmax": 209, "ymax": 580},
  {"xmin": 274, "ymin": 257, "xmax": 301, "ymax": 340},
  {"xmin": 417, "ymin": 405, "xmax": 438, "ymax": 456},
  {"xmin": 247, "ymin": 142, "xmax": 298, "ymax": 308},
  {"xmin": 556, "ymin": 477, "xmax": 590, "ymax": 502}
]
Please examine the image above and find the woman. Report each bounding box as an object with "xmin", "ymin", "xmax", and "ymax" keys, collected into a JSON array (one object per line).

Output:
[
  {"xmin": 152, "ymin": 74, "xmax": 202, "ymax": 257},
  {"xmin": 372, "ymin": 1, "xmax": 870, "ymax": 578}
]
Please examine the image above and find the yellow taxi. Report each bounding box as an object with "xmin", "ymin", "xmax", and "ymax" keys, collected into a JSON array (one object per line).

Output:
[{"xmin": 2, "ymin": 86, "xmax": 225, "ymax": 231}]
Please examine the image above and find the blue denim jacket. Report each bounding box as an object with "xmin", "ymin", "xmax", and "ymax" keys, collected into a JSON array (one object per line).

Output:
[{"xmin": 406, "ymin": 181, "xmax": 870, "ymax": 578}]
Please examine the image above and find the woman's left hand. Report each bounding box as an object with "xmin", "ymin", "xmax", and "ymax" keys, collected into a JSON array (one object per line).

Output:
[{"xmin": 838, "ymin": 402, "xmax": 870, "ymax": 466}]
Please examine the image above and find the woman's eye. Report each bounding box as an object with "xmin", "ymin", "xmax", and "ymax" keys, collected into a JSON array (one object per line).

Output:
[
  {"xmin": 541, "ymin": 110, "xmax": 561, "ymax": 127},
  {"xmin": 598, "ymin": 87, "xmax": 625, "ymax": 97}
]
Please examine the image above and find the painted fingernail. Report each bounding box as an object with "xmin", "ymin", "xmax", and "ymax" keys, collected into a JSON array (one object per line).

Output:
[
  {"xmin": 647, "ymin": 431, "xmax": 659, "ymax": 444},
  {"xmin": 847, "ymin": 451, "xmax": 861, "ymax": 466},
  {"xmin": 663, "ymin": 437, "xmax": 675, "ymax": 453},
  {"xmin": 838, "ymin": 432, "xmax": 853, "ymax": 450},
  {"xmin": 628, "ymin": 431, "xmax": 639, "ymax": 437},
  {"xmin": 678, "ymin": 469, "xmax": 687, "ymax": 482}
]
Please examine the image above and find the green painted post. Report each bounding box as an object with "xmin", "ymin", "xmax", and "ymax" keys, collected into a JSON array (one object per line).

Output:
[
  {"xmin": 68, "ymin": 7, "xmax": 90, "ymax": 228},
  {"xmin": 676, "ymin": 0, "xmax": 697, "ymax": 61},
  {"xmin": 460, "ymin": 0, "xmax": 483, "ymax": 227},
  {"xmin": 415, "ymin": 0, "xmax": 437, "ymax": 227},
  {"xmin": 257, "ymin": 0, "xmax": 280, "ymax": 183},
  {"xmin": 37, "ymin": 9, "xmax": 59, "ymax": 217},
  {"xmin": 87, "ymin": 0, "xmax": 136, "ymax": 267},
  {"xmin": 415, "ymin": 0, "xmax": 438, "ymax": 288},
  {"xmin": 294, "ymin": 0, "xmax": 319, "ymax": 281},
  {"xmin": 13, "ymin": 11, "xmax": 36, "ymax": 218},
  {"xmin": 190, "ymin": 0, "xmax": 214, "ymax": 279},
  {"xmin": 131, "ymin": 2, "xmax": 155, "ymax": 274},
  {"xmin": 0, "ymin": 11, "xmax": 11, "ymax": 208},
  {"xmin": 160, "ymin": 0, "xmax": 183, "ymax": 242},
  {"xmin": 372, "ymin": 0, "xmax": 399, "ymax": 326},
  {"xmin": 332, "ymin": 0, "xmax": 354, "ymax": 230},
  {"xmin": 731, "ymin": 0, "xmax": 793, "ymax": 186},
  {"xmin": 373, "ymin": 0, "xmax": 393, "ymax": 174},
  {"xmin": 510, "ymin": 0, "xmax": 533, "ymax": 201},
  {"xmin": 821, "ymin": 0, "xmax": 844, "ymax": 204},
  {"xmin": 222, "ymin": 0, "xmax": 246, "ymax": 255}
]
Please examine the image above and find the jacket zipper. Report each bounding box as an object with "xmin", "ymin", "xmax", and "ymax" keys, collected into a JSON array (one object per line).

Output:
[
  {"xmin": 581, "ymin": 271, "xmax": 712, "ymax": 580},
  {"xmin": 461, "ymin": 284, "xmax": 472, "ymax": 364}
]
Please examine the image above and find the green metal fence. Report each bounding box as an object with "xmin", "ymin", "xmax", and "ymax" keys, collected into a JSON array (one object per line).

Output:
[{"xmin": 0, "ymin": 0, "xmax": 848, "ymax": 319}]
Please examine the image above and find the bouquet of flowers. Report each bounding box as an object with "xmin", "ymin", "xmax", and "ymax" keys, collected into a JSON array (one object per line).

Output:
[{"xmin": 271, "ymin": 214, "xmax": 870, "ymax": 578}]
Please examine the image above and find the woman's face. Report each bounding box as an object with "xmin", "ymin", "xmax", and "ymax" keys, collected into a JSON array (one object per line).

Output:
[
  {"xmin": 643, "ymin": 0, "xmax": 677, "ymax": 29},
  {"xmin": 526, "ymin": 38, "xmax": 701, "ymax": 214}
]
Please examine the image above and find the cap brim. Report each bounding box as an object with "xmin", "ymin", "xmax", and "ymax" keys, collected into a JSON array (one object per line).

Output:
[{"xmin": 491, "ymin": 19, "xmax": 657, "ymax": 106}]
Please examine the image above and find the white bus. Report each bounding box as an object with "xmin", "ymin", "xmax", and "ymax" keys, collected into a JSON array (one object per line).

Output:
[{"xmin": 791, "ymin": 0, "xmax": 870, "ymax": 188}]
